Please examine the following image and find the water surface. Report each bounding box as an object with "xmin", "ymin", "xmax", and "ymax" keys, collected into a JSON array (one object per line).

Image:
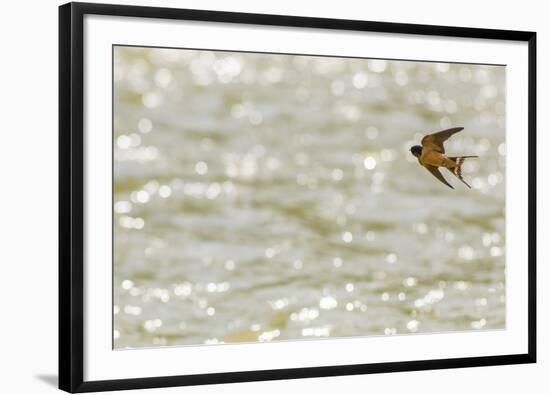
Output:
[{"xmin": 113, "ymin": 47, "xmax": 506, "ymax": 348}]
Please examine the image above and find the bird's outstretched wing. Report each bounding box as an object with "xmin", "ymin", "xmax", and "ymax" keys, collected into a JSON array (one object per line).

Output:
[
  {"xmin": 421, "ymin": 127, "xmax": 464, "ymax": 153},
  {"xmin": 424, "ymin": 165, "xmax": 454, "ymax": 189}
]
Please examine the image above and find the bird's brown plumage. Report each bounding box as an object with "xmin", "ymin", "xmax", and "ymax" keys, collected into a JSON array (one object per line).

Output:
[
  {"xmin": 421, "ymin": 127, "xmax": 464, "ymax": 154},
  {"xmin": 425, "ymin": 165, "xmax": 455, "ymax": 189},
  {"xmin": 415, "ymin": 127, "xmax": 477, "ymax": 189}
]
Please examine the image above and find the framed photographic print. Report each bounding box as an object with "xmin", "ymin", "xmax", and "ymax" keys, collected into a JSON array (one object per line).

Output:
[{"xmin": 59, "ymin": 2, "xmax": 536, "ymax": 392}]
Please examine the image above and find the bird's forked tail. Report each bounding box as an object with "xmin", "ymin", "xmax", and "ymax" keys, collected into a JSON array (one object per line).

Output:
[{"xmin": 448, "ymin": 156, "xmax": 478, "ymax": 188}]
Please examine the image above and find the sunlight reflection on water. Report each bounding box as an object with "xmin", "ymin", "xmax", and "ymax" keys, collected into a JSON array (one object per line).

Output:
[{"xmin": 113, "ymin": 47, "xmax": 506, "ymax": 348}]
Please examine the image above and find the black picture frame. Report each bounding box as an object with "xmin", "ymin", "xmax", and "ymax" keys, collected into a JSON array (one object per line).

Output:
[{"xmin": 59, "ymin": 2, "xmax": 537, "ymax": 393}]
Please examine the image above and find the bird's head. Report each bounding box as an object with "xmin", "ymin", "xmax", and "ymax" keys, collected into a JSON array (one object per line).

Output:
[{"xmin": 410, "ymin": 145, "xmax": 423, "ymax": 158}]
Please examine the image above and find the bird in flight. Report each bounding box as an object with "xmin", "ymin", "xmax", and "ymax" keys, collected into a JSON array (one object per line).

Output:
[{"xmin": 409, "ymin": 127, "xmax": 477, "ymax": 189}]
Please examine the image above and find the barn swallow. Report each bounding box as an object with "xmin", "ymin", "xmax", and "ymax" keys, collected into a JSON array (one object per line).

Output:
[{"xmin": 409, "ymin": 127, "xmax": 478, "ymax": 189}]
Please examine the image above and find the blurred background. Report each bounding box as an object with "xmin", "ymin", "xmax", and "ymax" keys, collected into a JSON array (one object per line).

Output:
[{"xmin": 113, "ymin": 46, "xmax": 505, "ymax": 348}]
